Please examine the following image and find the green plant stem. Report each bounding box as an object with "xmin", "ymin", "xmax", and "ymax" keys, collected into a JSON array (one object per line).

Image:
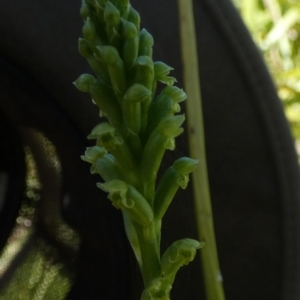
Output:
[
  {"xmin": 177, "ymin": 1, "xmax": 226, "ymax": 300},
  {"xmin": 133, "ymin": 222, "xmax": 161, "ymax": 287}
]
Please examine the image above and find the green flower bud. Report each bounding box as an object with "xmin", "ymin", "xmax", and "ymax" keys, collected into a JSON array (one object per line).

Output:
[
  {"xmin": 112, "ymin": 0, "xmax": 129, "ymax": 16},
  {"xmin": 123, "ymin": 84, "xmax": 151, "ymax": 135},
  {"xmin": 154, "ymin": 157, "xmax": 198, "ymax": 220},
  {"xmin": 173, "ymin": 157, "xmax": 198, "ymax": 175},
  {"xmin": 98, "ymin": 46, "xmax": 127, "ymax": 102},
  {"xmin": 97, "ymin": 180, "xmax": 153, "ymax": 226},
  {"xmin": 103, "ymin": 1, "xmax": 121, "ymax": 48},
  {"xmin": 161, "ymin": 239, "xmax": 204, "ymax": 284},
  {"xmin": 89, "ymin": 79, "xmax": 122, "ymax": 126},
  {"xmin": 78, "ymin": 38, "xmax": 93, "ymax": 58},
  {"xmin": 80, "ymin": 0, "xmax": 92, "ymax": 20},
  {"xmin": 139, "ymin": 29, "xmax": 154, "ymax": 57},
  {"xmin": 104, "ymin": 1, "xmax": 120, "ymax": 26},
  {"xmin": 154, "ymin": 62, "xmax": 176, "ymax": 86},
  {"xmin": 127, "ymin": 5, "xmax": 140, "ymax": 32},
  {"xmin": 94, "ymin": 154, "xmax": 125, "ymax": 181},
  {"xmin": 73, "ymin": 74, "xmax": 96, "ymax": 92},
  {"xmin": 141, "ymin": 115, "xmax": 185, "ymax": 184},
  {"xmin": 122, "ymin": 20, "xmax": 137, "ymax": 40},
  {"xmin": 121, "ymin": 20, "xmax": 139, "ymax": 70},
  {"xmin": 83, "ymin": 17, "xmax": 97, "ymax": 41},
  {"xmin": 92, "ymin": 0, "xmax": 106, "ymax": 25},
  {"xmin": 132, "ymin": 56, "xmax": 154, "ymax": 92},
  {"xmin": 98, "ymin": 45, "xmax": 119, "ymax": 64},
  {"xmin": 79, "ymin": 38, "xmax": 109, "ymax": 82},
  {"xmin": 146, "ymin": 92, "xmax": 182, "ymax": 138}
]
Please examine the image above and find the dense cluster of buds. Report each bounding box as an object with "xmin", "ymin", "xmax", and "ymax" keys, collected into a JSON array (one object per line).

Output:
[{"xmin": 75, "ymin": 0, "xmax": 203, "ymax": 299}]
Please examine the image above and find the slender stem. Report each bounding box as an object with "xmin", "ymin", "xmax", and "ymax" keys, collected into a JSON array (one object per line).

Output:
[
  {"xmin": 177, "ymin": 1, "xmax": 226, "ymax": 300},
  {"xmin": 133, "ymin": 222, "xmax": 161, "ymax": 287}
]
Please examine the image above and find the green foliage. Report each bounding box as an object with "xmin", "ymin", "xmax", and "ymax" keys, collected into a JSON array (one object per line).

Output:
[
  {"xmin": 232, "ymin": 0, "xmax": 300, "ymax": 140},
  {"xmin": 75, "ymin": 0, "xmax": 203, "ymax": 298}
]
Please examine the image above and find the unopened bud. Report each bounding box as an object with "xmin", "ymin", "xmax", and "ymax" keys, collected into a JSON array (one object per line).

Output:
[
  {"xmin": 83, "ymin": 17, "xmax": 97, "ymax": 41},
  {"xmin": 73, "ymin": 74, "xmax": 95, "ymax": 92},
  {"xmin": 104, "ymin": 1, "xmax": 120, "ymax": 26}
]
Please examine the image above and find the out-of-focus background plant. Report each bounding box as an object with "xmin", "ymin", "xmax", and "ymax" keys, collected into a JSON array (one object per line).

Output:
[{"xmin": 232, "ymin": 0, "xmax": 300, "ymax": 155}]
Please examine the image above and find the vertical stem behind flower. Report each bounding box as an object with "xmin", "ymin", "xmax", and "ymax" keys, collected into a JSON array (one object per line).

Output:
[{"xmin": 177, "ymin": 1, "xmax": 226, "ymax": 300}]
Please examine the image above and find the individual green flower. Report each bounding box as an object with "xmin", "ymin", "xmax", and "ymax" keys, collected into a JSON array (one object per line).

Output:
[
  {"xmin": 88, "ymin": 122, "xmax": 136, "ymax": 176},
  {"xmin": 88, "ymin": 122, "xmax": 123, "ymax": 151},
  {"xmin": 98, "ymin": 180, "xmax": 154, "ymax": 226},
  {"xmin": 146, "ymin": 87, "xmax": 187, "ymax": 138},
  {"xmin": 154, "ymin": 157, "xmax": 198, "ymax": 220},
  {"xmin": 141, "ymin": 115, "xmax": 185, "ymax": 186},
  {"xmin": 98, "ymin": 45, "xmax": 127, "ymax": 101},
  {"xmin": 81, "ymin": 146, "xmax": 107, "ymax": 175},
  {"xmin": 154, "ymin": 62, "xmax": 176, "ymax": 86},
  {"xmin": 161, "ymin": 239, "xmax": 204, "ymax": 284},
  {"xmin": 81, "ymin": 146, "xmax": 107, "ymax": 165},
  {"xmin": 123, "ymin": 83, "xmax": 152, "ymax": 135}
]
